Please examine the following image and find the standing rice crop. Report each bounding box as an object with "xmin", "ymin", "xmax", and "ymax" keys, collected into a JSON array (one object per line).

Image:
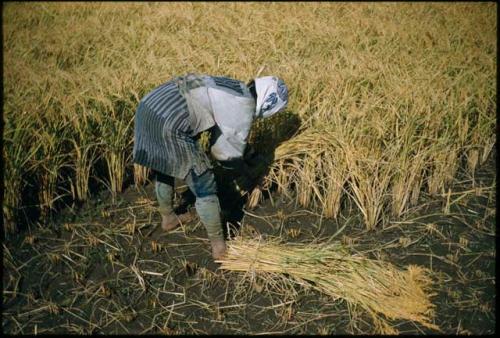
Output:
[
  {"xmin": 3, "ymin": 2, "xmax": 496, "ymax": 232},
  {"xmin": 3, "ymin": 115, "xmax": 41, "ymax": 231}
]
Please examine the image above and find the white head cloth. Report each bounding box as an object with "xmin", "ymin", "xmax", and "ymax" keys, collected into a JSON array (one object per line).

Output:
[{"xmin": 254, "ymin": 76, "xmax": 288, "ymax": 118}]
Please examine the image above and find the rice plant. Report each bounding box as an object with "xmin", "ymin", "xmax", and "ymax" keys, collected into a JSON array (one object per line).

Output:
[
  {"xmin": 3, "ymin": 2, "xmax": 496, "ymax": 231},
  {"xmin": 3, "ymin": 115, "xmax": 41, "ymax": 232}
]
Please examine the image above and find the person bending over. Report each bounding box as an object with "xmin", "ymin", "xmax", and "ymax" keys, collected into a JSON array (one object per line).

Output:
[{"xmin": 133, "ymin": 73, "xmax": 288, "ymax": 259}]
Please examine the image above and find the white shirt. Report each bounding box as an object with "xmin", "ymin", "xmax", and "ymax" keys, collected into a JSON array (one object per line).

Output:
[{"xmin": 177, "ymin": 74, "xmax": 256, "ymax": 161}]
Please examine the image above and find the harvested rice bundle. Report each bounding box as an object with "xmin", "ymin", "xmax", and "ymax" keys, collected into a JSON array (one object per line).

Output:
[{"xmin": 216, "ymin": 236, "xmax": 439, "ymax": 334}]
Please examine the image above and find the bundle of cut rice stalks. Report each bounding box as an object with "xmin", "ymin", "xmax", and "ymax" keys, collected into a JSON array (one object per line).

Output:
[{"xmin": 216, "ymin": 235, "xmax": 440, "ymax": 334}]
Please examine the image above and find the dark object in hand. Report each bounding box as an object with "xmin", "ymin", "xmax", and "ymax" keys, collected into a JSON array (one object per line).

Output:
[
  {"xmin": 244, "ymin": 152, "xmax": 268, "ymax": 180},
  {"xmin": 234, "ymin": 175, "xmax": 254, "ymax": 192},
  {"xmin": 219, "ymin": 145, "xmax": 271, "ymax": 191}
]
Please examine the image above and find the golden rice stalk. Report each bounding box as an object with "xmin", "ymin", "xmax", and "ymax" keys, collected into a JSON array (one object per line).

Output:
[
  {"xmin": 344, "ymin": 147, "xmax": 394, "ymax": 230},
  {"xmin": 133, "ymin": 163, "xmax": 150, "ymax": 187},
  {"xmin": 247, "ymin": 187, "xmax": 262, "ymax": 209},
  {"xmin": 391, "ymin": 151, "xmax": 427, "ymax": 217},
  {"xmin": 99, "ymin": 112, "xmax": 134, "ymax": 199},
  {"xmin": 105, "ymin": 150, "xmax": 126, "ymax": 197},
  {"xmin": 247, "ymin": 176, "xmax": 273, "ymax": 209},
  {"xmin": 68, "ymin": 117, "xmax": 100, "ymax": 202},
  {"xmin": 323, "ymin": 151, "xmax": 347, "ymax": 219},
  {"xmin": 466, "ymin": 148, "xmax": 480, "ymax": 175},
  {"xmin": 270, "ymin": 127, "xmax": 347, "ymax": 219},
  {"xmin": 481, "ymin": 135, "xmax": 496, "ymax": 165},
  {"xmin": 70, "ymin": 140, "xmax": 97, "ymax": 202},
  {"xmin": 3, "ymin": 115, "xmax": 42, "ymax": 233},
  {"xmin": 217, "ymin": 236, "xmax": 439, "ymax": 334},
  {"xmin": 428, "ymin": 147, "xmax": 459, "ymax": 195}
]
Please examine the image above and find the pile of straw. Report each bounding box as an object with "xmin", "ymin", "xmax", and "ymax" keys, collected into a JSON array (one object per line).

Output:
[{"xmin": 216, "ymin": 236, "xmax": 439, "ymax": 334}]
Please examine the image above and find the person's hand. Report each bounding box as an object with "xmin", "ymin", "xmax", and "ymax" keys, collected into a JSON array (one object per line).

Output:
[
  {"xmin": 245, "ymin": 157, "xmax": 268, "ymax": 181},
  {"xmin": 244, "ymin": 150, "xmax": 265, "ymax": 167},
  {"xmin": 234, "ymin": 175, "xmax": 254, "ymax": 192},
  {"xmin": 243, "ymin": 144, "xmax": 257, "ymax": 162}
]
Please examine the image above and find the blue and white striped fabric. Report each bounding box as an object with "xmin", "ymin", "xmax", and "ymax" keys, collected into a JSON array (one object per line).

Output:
[{"xmin": 133, "ymin": 80, "xmax": 213, "ymax": 179}]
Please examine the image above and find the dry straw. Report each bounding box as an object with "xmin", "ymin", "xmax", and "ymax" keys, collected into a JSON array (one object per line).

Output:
[{"xmin": 217, "ymin": 235, "xmax": 440, "ymax": 334}]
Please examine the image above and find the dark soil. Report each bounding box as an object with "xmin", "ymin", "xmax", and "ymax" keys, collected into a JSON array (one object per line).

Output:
[{"xmin": 2, "ymin": 154, "xmax": 496, "ymax": 334}]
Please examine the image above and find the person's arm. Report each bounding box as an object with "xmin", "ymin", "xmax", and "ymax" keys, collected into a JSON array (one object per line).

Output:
[
  {"xmin": 209, "ymin": 125, "xmax": 263, "ymax": 178},
  {"xmin": 220, "ymin": 158, "xmax": 260, "ymax": 178},
  {"xmin": 205, "ymin": 79, "xmax": 258, "ymax": 183}
]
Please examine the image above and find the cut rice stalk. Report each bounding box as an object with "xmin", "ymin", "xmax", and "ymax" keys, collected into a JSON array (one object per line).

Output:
[{"xmin": 217, "ymin": 235, "xmax": 440, "ymax": 334}]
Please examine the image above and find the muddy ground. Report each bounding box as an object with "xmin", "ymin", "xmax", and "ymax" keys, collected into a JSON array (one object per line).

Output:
[{"xmin": 2, "ymin": 154, "xmax": 496, "ymax": 334}]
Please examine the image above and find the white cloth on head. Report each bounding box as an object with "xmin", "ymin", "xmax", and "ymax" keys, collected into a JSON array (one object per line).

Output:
[{"xmin": 254, "ymin": 76, "xmax": 288, "ymax": 118}]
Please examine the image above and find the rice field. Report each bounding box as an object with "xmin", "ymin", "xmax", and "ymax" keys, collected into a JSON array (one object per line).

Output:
[{"xmin": 2, "ymin": 2, "xmax": 496, "ymax": 335}]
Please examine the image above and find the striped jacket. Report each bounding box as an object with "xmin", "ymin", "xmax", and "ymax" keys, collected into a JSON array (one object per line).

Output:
[{"xmin": 133, "ymin": 74, "xmax": 255, "ymax": 179}]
